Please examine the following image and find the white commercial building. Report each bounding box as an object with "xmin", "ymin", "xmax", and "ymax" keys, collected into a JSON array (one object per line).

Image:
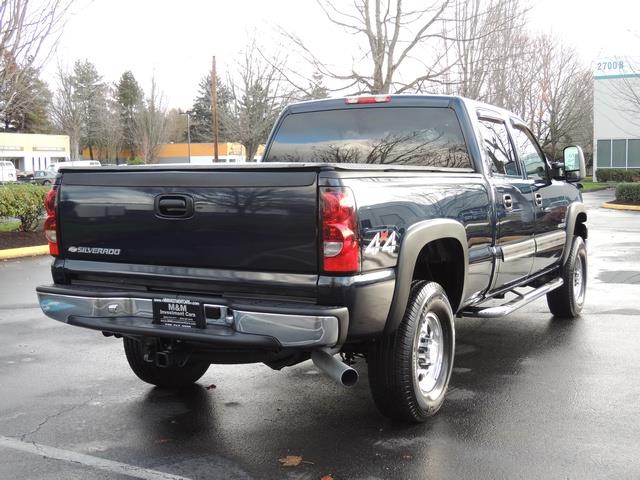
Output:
[
  {"xmin": 0, "ymin": 132, "xmax": 70, "ymax": 173},
  {"xmin": 593, "ymin": 58, "xmax": 640, "ymax": 180}
]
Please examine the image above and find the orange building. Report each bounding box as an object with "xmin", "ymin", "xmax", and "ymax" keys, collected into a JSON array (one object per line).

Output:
[{"xmin": 82, "ymin": 143, "xmax": 265, "ymax": 164}]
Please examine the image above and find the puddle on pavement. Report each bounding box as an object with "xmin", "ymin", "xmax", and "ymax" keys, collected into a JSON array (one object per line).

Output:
[
  {"xmin": 597, "ymin": 271, "xmax": 640, "ymax": 284},
  {"xmin": 602, "ymin": 308, "xmax": 640, "ymax": 315}
]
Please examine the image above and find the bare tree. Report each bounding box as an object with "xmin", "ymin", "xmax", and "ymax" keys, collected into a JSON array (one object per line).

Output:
[
  {"xmin": 97, "ymin": 88, "xmax": 123, "ymax": 163},
  {"xmin": 524, "ymin": 36, "xmax": 592, "ymax": 159},
  {"xmin": 446, "ymin": 0, "xmax": 527, "ymax": 100},
  {"xmin": 224, "ymin": 41, "xmax": 290, "ymax": 162},
  {"xmin": 611, "ymin": 77, "xmax": 640, "ymax": 119},
  {"xmin": 51, "ymin": 60, "xmax": 114, "ymax": 162},
  {"xmin": 50, "ymin": 64, "xmax": 82, "ymax": 160},
  {"xmin": 490, "ymin": 32, "xmax": 538, "ymax": 115},
  {"xmin": 133, "ymin": 77, "xmax": 167, "ymax": 163},
  {"xmin": 604, "ymin": 56, "xmax": 640, "ymax": 133},
  {"xmin": 280, "ymin": 0, "xmax": 533, "ymax": 96},
  {"xmin": 282, "ymin": 0, "xmax": 459, "ymax": 94},
  {"xmin": 164, "ymin": 108, "xmax": 187, "ymax": 144},
  {"xmin": 0, "ymin": 0, "xmax": 72, "ymax": 118}
]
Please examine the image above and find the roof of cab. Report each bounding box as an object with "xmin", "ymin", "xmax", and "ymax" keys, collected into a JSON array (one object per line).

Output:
[{"xmin": 285, "ymin": 93, "xmax": 525, "ymax": 125}]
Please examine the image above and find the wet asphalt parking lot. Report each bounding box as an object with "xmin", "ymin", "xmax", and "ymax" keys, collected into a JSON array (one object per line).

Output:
[{"xmin": 1, "ymin": 189, "xmax": 639, "ymax": 480}]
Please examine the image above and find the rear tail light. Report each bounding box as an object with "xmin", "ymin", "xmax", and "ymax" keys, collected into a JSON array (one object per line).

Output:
[
  {"xmin": 321, "ymin": 187, "xmax": 359, "ymax": 273},
  {"xmin": 44, "ymin": 187, "xmax": 58, "ymax": 256}
]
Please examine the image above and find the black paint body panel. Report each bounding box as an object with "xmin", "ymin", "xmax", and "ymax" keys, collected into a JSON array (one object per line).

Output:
[{"xmin": 58, "ymin": 171, "xmax": 319, "ymax": 274}]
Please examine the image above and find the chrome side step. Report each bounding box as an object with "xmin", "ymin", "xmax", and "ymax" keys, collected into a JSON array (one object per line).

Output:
[{"xmin": 462, "ymin": 278, "xmax": 564, "ymax": 318}]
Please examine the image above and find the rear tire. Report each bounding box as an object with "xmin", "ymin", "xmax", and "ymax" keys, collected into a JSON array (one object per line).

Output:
[
  {"xmin": 368, "ymin": 281, "xmax": 455, "ymax": 423},
  {"xmin": 547, "ymin": 236, "xmax": 587, "ymax": 318},
  {"xmin": 123, "ymin": 337, "xmax": 210, "ymax": 388}
]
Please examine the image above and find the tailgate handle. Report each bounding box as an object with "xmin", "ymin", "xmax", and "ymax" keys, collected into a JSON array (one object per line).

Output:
[{"xmin": 156, "ymin": 195, "xmax": 193, "ymax": 218}]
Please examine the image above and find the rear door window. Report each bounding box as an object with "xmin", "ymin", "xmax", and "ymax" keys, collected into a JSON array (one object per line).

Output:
[
  {"xmin": 477, "ymin": 118, "xmax": 519, "ymax": 176},
  {"xmin": 266, "ymin": 107, "xmax": 472, "ymax": 169}
]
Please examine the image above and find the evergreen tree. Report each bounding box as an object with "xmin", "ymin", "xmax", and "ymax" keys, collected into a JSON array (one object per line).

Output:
[
  {"xmin": 72, "ymin": 60, "xmax": 107, "ymax": 159},
  {"xmin": 300, "ymin": 71, "xmax": 328, "ymax": 101},
  {"xmin": 189, "ymin": 73, "xmax": 232, "ymax": 143},
  {"xmin": 116, "ymin": 71, "xmax": 142, "ymax": 159},
  {"xmin": 0, "ymin": 64, "xmax": 52, "ymax": 133}
]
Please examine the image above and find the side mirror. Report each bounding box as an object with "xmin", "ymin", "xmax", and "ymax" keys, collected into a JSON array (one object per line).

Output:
[{"xmin": 562, "ymin": 145, "xmax": 586, "ymax": 182}]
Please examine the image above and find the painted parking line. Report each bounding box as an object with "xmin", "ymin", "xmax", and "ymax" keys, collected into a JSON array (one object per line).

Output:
[{"xmin": 0, "ymin": 435, "xmax": 192, "ymax": 480}]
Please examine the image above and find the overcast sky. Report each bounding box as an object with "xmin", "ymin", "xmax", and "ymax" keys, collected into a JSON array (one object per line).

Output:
[{"xmin": 44, "ymin": 0, "xmax": 640, "ymax": 110}]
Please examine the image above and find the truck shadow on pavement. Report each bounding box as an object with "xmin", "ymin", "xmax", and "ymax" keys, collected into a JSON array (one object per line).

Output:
[{"xmin": 120, "ymin": 314, "xmax": 581, "ymax": 479}]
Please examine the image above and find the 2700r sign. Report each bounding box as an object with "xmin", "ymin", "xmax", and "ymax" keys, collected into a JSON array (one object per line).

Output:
[
  {"xmin": 596, "ymin": 60, "xmax": 624, "ymax": 71},
  {"xmin": 152, "ymin": 298, "xmax": 205, "ymax": 329}
]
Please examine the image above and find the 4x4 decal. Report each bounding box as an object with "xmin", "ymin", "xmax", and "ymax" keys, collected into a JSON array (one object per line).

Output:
[{"xmin": 365, "ymin": 230, "xmax": 398, "ymax": 255}]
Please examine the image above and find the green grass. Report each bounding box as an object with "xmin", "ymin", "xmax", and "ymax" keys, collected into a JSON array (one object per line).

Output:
[
  {"xmin": 0, "ymin": 220, "xmax": 20, "ymax": 232},
  {"xmin": 580, "ymin": 181, "xmax": 618, "ymax": 192}
]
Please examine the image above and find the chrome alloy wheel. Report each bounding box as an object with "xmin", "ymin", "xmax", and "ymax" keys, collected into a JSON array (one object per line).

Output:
[
  {"xmin": 573, "ymin": 255, "xmax": 586, "ymax": 305},
  {"xmin": 413, "ymin": 310, "xmax": 445, "ymax": 396}
]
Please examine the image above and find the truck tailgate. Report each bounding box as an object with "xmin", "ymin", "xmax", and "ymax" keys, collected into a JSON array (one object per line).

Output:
[{"xmin": 58, "ymin": 169, "xmax": 318, "ymax": 273}]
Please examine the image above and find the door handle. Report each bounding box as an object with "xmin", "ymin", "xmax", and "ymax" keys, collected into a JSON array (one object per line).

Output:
[
  {"xmin": 156, "ymin": 195, "xmax": 193, "ymax": 218},
  {"xmin": 534, "ymin": 193, "xmax": 543, "ymax": 207},
  {"xmin": 503, "ymin": 194, "xmax": 513, "ymax": 211}
]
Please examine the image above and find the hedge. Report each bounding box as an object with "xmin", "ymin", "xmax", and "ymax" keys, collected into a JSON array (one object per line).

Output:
[
  {"xmin": 616, "ymin": 183, "xmax": 640, "ymax": 203},
  {"xmin": 596, "ymin": 168, "xmax": 640, "ymax": 182},
  {"xmin": 0, "ymin": 184, "xmax": 50, "ymax": 231}
]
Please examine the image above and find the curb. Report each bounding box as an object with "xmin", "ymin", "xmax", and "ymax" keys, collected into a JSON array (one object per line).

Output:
[
  {"xmin": 0, "ymin": 245, "xmax": 49, "ymax": 260},
  {"xmin": 582, "ymin": 187, "xmax": 613, "ymax": 193},
  {"xmin": 601, "ymin": 202, "xmax": 640, "ymax": 211}
]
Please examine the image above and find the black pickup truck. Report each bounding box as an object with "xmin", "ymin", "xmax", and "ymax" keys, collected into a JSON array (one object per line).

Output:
[{"xmin": 37, "ymin": 95, "xmax": 588, "ymax": 423}]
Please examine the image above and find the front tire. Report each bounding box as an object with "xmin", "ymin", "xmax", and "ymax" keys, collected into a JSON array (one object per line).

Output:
[
  {"xmin": 123, "ymin": 337, "xmax": 210, "ymax": 388},
  {"xmin": 368, "ymin": 281, "xmax": 455, "ymax": 423},
  {"xmin": 546, "ymin": 236, "xmax": 587, "ymax": 318}
]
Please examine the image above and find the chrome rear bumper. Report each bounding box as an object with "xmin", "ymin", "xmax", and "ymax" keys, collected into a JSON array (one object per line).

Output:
[{"xmin": 37, "ymin": 286, "xmax": 346, "ymax": 348}]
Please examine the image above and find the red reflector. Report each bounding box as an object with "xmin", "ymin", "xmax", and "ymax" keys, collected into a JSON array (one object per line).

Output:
[
  {"xmin": 345, "ymin": 95, "xmax": 391, "ymax": 104},
  {"xmin": 44, "ymin": 187, "xmax": 59, "ymax": 257},
  {"xmin": 321, "ymin": 187, "xmax": 359, "ymax": 273}
]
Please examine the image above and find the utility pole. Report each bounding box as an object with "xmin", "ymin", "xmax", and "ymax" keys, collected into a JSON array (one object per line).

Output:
[
  {"xmin": 211, "ymin": 56, "xmax": 219, "ymax": 162},
  {"xmin": 186, "ymin": 111, "xmax": 192, "ymax": 163},
  {"xmin": 179, "ymin": 110, "xmax": 192, "ymax": 163}
]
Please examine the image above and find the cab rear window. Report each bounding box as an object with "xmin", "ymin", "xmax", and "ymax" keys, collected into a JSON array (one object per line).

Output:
[{"xmin": 265, "ymin": 107, "xmax": 472, "ymax": 169}]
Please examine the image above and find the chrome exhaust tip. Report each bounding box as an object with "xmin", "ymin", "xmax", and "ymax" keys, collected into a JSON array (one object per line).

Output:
[{"xmin": 311, "ymin": 349, "xmax": 358, "ymax": 387}]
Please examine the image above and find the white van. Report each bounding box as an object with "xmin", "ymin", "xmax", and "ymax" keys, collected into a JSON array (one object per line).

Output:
[
  {"xmin": 0, "ymin": 160, "xmax": 17, "ymax": 182},
  {"xmin": 48, "ymin": 160, "xmax": 101, "ymax": 172}
]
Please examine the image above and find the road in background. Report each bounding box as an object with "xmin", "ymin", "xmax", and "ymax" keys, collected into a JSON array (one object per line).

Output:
[{"xmin": 1, "ymin": 189, "xmax": 639, "ymax": 479}]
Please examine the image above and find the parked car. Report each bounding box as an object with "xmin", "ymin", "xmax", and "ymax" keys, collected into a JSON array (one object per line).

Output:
[
  {"xmin": 0, "ymin": 160, "xmax": 17, "ymax": 183},
  {"xmin": 16, "ymin": 169, "xmax": 34, "ymax": 182},
  {"xmin": 37, "ymin": 95, "xmax": 588, "ymax": 423},
  {"xmin": 31, "ymin": 169, "xmax": 57, "ymax": 185},
  {"xmin": 47, "ymin": 160, "xmax": 101, "ymax": 172}
]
